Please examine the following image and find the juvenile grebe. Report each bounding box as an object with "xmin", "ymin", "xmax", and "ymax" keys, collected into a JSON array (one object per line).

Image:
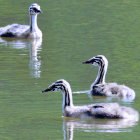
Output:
[
  {"xmin": 0, "ymin": 3, "xmax": 42, "ymax": 38},
  {"xmin": 83, "ymin": 55, "xmax": 135, "ymax": 99},
  {"xmin": 42, "ymin": 79, "xmax": 138, "ymax": 120}
]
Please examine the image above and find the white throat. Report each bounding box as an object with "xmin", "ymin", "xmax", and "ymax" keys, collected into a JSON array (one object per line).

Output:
[{"xmin": 30, "ymin": 14, "xmax": 39, "ymax": 32}]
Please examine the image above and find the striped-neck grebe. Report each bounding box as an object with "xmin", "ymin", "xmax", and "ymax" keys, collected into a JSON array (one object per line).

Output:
[
  {"xmin": 0, "ymin": 3, "xmax": 42, "ymax": 39},
  {"xmin": 83, "ymin": 55, "xmax": 135, "ymax": 100},
  {"xmin": 42, "ymin": 79, "xmax": 138, "ymax": 120}
]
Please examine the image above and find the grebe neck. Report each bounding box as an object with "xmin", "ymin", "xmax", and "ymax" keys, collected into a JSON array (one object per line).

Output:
[
  {"xmin": 61, "ymin": 84, "xmax": 74, "ymax": 113},
  {"xmin": 30, "ymin": 14, "xmax": 39, "ymax": 32},
  {"xmin": 92, "ymin": 61, "xmax": 108, "ymax": 87}
]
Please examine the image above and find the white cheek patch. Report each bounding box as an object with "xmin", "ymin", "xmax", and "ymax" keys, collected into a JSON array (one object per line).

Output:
[
  {"xmin": 54, "ymin": 89, "xmax": 59, "ymax": 92},
  {"xmin": 53, "ymin": 85, "xmax": 62, "ymax": 92},
  {"xmin": 93, "ymin": 62, "xmax": 98, "ymax": 66}
]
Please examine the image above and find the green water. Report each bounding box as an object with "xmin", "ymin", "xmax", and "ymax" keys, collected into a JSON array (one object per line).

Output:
[{"xmin": 0, "ymin": 0, "xmax": 140, "ymax": 139}]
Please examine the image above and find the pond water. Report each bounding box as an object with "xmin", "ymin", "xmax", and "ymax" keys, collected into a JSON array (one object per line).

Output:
[{"xmin": 0, "ymin": 0, "xmax": 140, "ymax": 140}]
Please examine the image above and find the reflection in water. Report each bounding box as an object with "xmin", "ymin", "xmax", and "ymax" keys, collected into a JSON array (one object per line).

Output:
[
  {"xmin": 63, "ymin": 117, "xmax": 139, "ymax": 140},
  {"xmin": 73, "ymin": 90, "xmax": 135, "ymax": 103},
  {"xmin": 0, "ymin": 37, "xmax": 42, "ymax": 78},
  {"xmin": 89, "ymin": 94, "xmax": 135, "ymax": 105},
  {"xmin": 0, "ymin": 37, "xmax": 30, "ymax": 49},
  {"xmin": 29, "ymin": 38, "xmax": 42, "ymax": 78}
]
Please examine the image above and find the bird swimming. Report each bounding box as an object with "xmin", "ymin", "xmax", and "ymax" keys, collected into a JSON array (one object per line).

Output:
[
  {"xmin": 0, "ymin": 3, "xmax": 42, "ymax": 39},
  {"xmin": 42, "ymin": 79, "xmax": 138, "ymax": 120},
  {"xmin": 82, "ymin": 55, "xmax": 135, "ymax": 99}
]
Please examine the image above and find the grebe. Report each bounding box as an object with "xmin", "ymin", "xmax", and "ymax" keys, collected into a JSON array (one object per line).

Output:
[
  {"xmin": 42, "ymin": 79, "xmax": 138, "ymax": 120},
  {"xmin": 0, "ymin": 3, "xmax": 42, "ymax": 38},
  {"xmin": 83, "ymin": 55, "xmax": 135, "ymax": 99}
]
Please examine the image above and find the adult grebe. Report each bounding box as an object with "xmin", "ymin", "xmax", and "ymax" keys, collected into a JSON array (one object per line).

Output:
[
  {"xmin": 0, "ymin": 3, "xmax": 42, "ymax": 38},
  {"xmin": 83, "ymin": 55, "xmax": 135, "ymax": 99},
  {"xmin": 42, "ymin": 79, "xmax": 138, "ymax": 120}
]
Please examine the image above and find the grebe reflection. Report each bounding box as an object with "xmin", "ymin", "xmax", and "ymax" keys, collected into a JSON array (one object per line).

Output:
[
  {"xmin": 0, "ymin": 37, "xmax": 42, "ymax": 78},
  {"xmin": 63, "ymin": 117, "xmax": 139, "ymax": 140}
]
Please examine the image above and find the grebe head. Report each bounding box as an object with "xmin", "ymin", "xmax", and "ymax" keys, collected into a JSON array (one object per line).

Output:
[
  {"xmin": 82, "ymin": 55, "xmax": 108, "ymax": 67},
  {"xmin": 42, "ymin": 79, "xmax": 71, "ymax": 93},
  {"xmin": 29, "ymin": 3, "xmax": 42, "ymax": 15}
]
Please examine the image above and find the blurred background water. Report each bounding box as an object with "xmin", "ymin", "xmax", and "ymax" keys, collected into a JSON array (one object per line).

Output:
[{"xmin": 0, "ymin": 0, "xmax": 140, "ymax": 139}]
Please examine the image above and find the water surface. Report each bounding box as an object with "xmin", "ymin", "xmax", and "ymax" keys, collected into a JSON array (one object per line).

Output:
[{"xmin": 0, "ymin": 0, "xmax": 140, "ymax": 140}]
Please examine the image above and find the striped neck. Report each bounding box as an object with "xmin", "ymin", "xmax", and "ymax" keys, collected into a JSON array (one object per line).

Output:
[
  {"xmin": 91, "ymin": 58, "xmax": 108, "ymax": 87},
  {"xmin": 61, "ymin": 84, "xmax": 73, "ymax": 113}
]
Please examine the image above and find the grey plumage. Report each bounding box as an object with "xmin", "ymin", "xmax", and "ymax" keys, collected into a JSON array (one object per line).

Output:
[
  {"xmin": 0, "ymin": 24, "xmax": 29, "ymax": 37},
  {"xmin": 0, "ymin": 3, "xmax": 42, "ymax": 39},
  {"xmin": 42, "ymin": 79, "xmax": 138, "ymax": 120},
  {"xmin": 83, "ymin": 55, "xmax": 135, "ymax": 100}
]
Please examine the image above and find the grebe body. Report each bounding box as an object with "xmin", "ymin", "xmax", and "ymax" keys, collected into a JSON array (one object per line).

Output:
[
  {"xmin": 0, "ymin": 3, "xmax": 42, "ymax": 39},
  {"xmin": 42, "ymin": 79, "xmax": 138, "ymax": 120},
  {"xmin": 83, "ymin": 55, "xmax": 135, "ymax": 100}
]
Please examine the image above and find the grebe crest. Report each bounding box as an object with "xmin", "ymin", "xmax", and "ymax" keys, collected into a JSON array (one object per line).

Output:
[
  {"xmin": 43, "ymin": 79, "xmax": 72, "ymax": 93},
  {"xmin": 29, "ymin": 3, "xmax": 42, "ymax": 15}
]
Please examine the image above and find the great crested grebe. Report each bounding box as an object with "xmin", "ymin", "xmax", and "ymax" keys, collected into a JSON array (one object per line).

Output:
[
  {"xmin": 0, "ymin": 3, "xmax": 42, "ymax": 38},
  {"xmin": 83, "ymin": 55, "xmax": 135, "ymax": 99},
  {"xmin": 42, "ymin": 79, "xmax": 138, "ymax": 120}
]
